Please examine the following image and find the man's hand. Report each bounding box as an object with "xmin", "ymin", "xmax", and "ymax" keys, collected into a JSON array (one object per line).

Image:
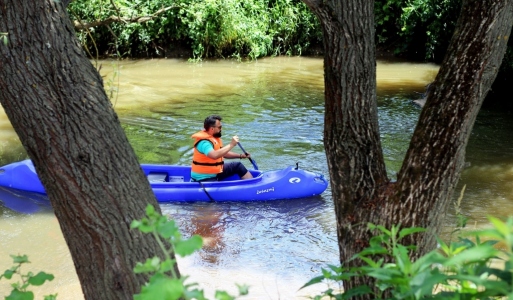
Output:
[{"xmin": 230, "ymin": 135, "xmax": 239, "ymax": 147}]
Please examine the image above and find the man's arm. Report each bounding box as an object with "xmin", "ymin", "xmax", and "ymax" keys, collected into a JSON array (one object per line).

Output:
[
  {"xmin": 203, "ymin": 136, "xmax": 239, "ymax": 159},
  {"xmin": 223, "ymin": 151, "xmax": 250, "ymax": 159}
]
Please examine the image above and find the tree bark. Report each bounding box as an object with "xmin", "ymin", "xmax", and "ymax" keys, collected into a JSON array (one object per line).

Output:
[
  {"xmin": 394, "ymin": 0, "xmax": 513, "ymax": 253},
  {"xmin": 303, "ymin": 0, "xmax": 513, "ymax": 296},
  {"xmin": 0, "ymin": 1, "xmax": 180, "ymax": 299}
]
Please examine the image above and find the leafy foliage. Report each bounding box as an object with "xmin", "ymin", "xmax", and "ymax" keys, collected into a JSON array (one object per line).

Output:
[
  {"xmin": 67, "ymin": 0, "xmax": 321, "ymax": 60},
  {"xmin": 66, "ymin": 0, "xmax": 513, "ymax": 75},
  {"xmin": 131, "ymin": 204, "xmax": 249, "ymax": 300},
  {"xmin": 303, "ymin": 216, "xmax": 513, "ymax": 299},
  {"xmin": 0, "ymin": 254, "xmax": 56, "ymax": 300},
  {"xmin": 375, "ymin": 0, "xmax": 462, "ymax": 62},
  {"xmin": 67, "ymin": 0, "xmax": 512, "ymax": 75}
]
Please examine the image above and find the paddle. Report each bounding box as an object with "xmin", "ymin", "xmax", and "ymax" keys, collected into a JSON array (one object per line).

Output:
[{"xmin": 237, "ymin": 142, "xmax": 258, "ymax": 170}]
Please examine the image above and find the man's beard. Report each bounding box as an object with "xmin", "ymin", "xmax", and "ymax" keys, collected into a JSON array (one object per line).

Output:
[{"xmin": 213, "ymin": 132, "xmax": 222, "ymax": 138}]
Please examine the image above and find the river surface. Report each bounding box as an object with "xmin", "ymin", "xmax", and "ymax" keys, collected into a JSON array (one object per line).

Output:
[{"xmin": 1, "ymin": 57, "xmax": 512, "ymax": 299}]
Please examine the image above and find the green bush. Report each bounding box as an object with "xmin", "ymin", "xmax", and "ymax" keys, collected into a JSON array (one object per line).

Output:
[
  {"xmin": 303, "ymin": 216, "xmax": 513, "ymax": 299},
  {"xmin": 375, "ymin": 0, "xmax": 462, "ymax": 62},
  {"xmin": 67, "ymin": 0, "xmax": 512, "ymax": 70},
  {"xmin": 67, "ymin": 0, "xmax": 321, "ymax": 60}
]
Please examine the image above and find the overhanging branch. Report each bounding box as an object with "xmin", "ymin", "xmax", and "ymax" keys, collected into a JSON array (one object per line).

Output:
[{"xmin": 73, "ymin": 6, "xmax": 178, "ymax": 30}]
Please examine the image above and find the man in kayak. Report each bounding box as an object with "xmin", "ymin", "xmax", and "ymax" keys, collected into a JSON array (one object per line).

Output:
[{"xmin": 191, "ymin": 114, "xmax": 253, "ymax": 182}]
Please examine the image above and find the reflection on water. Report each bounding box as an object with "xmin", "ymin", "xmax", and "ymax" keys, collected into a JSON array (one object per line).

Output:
[
  {"xmin": 162, "ymin": 197, "xmax": 337, "ymax": 298},
  {"xmin": 1, "ymin": 57, "xmax": 511, "ymax": 298}
]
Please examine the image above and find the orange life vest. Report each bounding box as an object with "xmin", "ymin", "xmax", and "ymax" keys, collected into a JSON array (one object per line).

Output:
[{"xmin": 191, "ymin": 130, "xmax": 224, "ymax": 174}]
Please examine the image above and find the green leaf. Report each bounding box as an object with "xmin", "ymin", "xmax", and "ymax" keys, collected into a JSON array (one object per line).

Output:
[
  {"xmin": 444, "ymin": 245, "xmax": 498, "ymax": 267},
  {"xmin": 11, "ymin": 255, "xmax": 29, "ymax": 264},
  {"xmin": 410, "ymin": 271, "xmax": 448, "ymax": 298},
  {"xmin": 299, "ymin": 275, "xmax": 325, "ymax": 289},
  {"xmin": 411, "ymin": 250, "xmax": 445, "ymax": 274},
  {"xmin": 488, "ymin": 216, "xmax": 509, "ymax": 237},
  {"xmin": 485, "ymin": 267, "xmax": 512, "ymax": 283},
  {"xmin": 358, "ymin": 256, "xmax": 383, "ymax": 268},
  {"xmin": 481, "ymin": 239, "xmax": 499, "ymax": 247},
  {"xmin": 5, "ymin": 289, "xmax": 34, "ymax": 300},
  {"xmin": 130, "ymin": 220, "xmax": 143, "ymax": 229},
  {"xmin": 366, "ymin": 267, "xmax": 403, "ymax": 282},
  {"xmin": 326, "ymin": 264, "xmax": 343, "ymax": 273},
  {"xmin": 368, "ymin": 235, "xmax": 387, "ymax": 248},
  {"xmin": 183, "ymin": 288, "xmax": 207, "ymax": 300},
  {"xmin": 159, "ymin": 258, "xmax": 174, "ymax": 273},
  {"xmin": 321, "ymin": 267, "xmax": 332, "ymax": 279},
  {"xmin": 398, "ymin": 227, "xmax": 426, "ymax": 239},
  {"xmin": 374, "ymin": 224, "xmax": 392, "ymax": 237},
  {"xmin": 2, "ymin": 269, "xmax": 16, "ymax": 279},
  {"xmin": 28, "ymin": 272, "xmax": 54, "ymax": 286},
  {"xmin": 134, "ymin": 274, "xmax": 184, "ymax": 300},
  {"xmin": 133, "ymin": 257, "xmax": 161, "ymax": 274},
  {"xmin": 457, "ymin": 237, "xmax": 477, "ymax": 248},
  {"xmin": 358, "ymin": 246, "xmax": 388, "ymax": 257},
  {"xmin": 156, "ymin": 219, "xmax": 179, "ymax": 239},
  {"xmin": 134, "ymin": 220, "xmax": 154, "ymax": 234},
  {"xmin": 145, "ymin": 204, "xmax": 156, "ymax": 217},
  {"xmin": 174, "ymin": 235, "xmax": 203, "ymax": 257},
  {"xmin": 215, "ymin": 290, "xmax": 235, "ymax": 300},
  {"xmin": 236, "ymin": 283, "xmax": 249, "ymax": 296},
  {"xmin": 393, "ymin": 244, "xmax": 412, "ymax": 273},
  {"xmin": 342, "ymin": 285, "xmax": 372, "ymax": 299}
]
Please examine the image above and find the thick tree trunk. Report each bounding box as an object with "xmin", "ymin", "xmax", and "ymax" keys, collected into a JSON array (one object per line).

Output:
[
  {"xmin": 0, "ymin": 1, "xmax": 180, "ymax": 299},
  {"xmin": 394, "ymin": 0, "xmax": 513, "ymax": 252},
  {"xmin": 303, "ymin": 0, "xmax": 512, "ymax": 296}
]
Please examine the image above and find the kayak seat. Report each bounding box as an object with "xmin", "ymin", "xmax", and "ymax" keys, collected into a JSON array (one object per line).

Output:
[
  {"xmin": 148, "ymin": 172, "xmax": 168, "ymax": 183},
  {"xmin": 147, "ymin": 172, "xmax": 185, "ymax": 183}
]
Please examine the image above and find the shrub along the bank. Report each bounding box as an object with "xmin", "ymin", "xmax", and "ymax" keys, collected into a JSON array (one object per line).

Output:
[
  {"xmin": 375, "ymin": 0, "xmax": 462, "ymax": 63},
  {"xmin": 68, "ymin": 0, "xmax": 512, "ymax": 107},
  {"xmin": 68, "ymin": 0, "xmax": 322, "ymax": 60},
  {"xmin": 68, "ymin": 0, "xmax": 510, "ymax": 66}
]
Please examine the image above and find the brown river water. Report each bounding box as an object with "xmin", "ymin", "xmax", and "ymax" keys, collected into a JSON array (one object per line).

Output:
[{"xmin": 1, "ymin": 57, "xmax": 513, "ymax": 299}]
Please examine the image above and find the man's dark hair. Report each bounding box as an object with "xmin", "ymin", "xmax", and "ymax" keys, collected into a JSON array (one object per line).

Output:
[{"xmin": 204, "ymin": 114, "xmax": 222, "ymax": 130}]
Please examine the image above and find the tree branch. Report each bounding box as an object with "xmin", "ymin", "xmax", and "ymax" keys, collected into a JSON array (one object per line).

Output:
[{"xmin": 73, "ymin": 6, "xmax": 178, "ymax": 30}]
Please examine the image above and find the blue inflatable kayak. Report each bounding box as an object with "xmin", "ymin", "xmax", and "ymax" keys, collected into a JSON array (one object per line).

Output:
[{"xmin": 0, "ymin": 160, "xmax": 328, "ymax": 202}]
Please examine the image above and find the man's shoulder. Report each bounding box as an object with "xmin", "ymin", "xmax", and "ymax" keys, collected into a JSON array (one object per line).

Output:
[
  {"xmin": 196, "ymin": 140, "xmax": 214, "ymax": 153},
  {"xmin": 197, "ymin": 139, "xmax": 213, "ymax": 146}
]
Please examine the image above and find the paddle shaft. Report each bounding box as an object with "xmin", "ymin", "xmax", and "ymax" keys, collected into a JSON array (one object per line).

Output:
[{"xmin": 237, "ymin": 142, "xmax": 258, "ymax": 170}]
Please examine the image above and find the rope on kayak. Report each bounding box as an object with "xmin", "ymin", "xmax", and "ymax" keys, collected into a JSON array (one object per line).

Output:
[{"xmin": 198, "ymin": 181, "xmax": 215, "ymax": 202}]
